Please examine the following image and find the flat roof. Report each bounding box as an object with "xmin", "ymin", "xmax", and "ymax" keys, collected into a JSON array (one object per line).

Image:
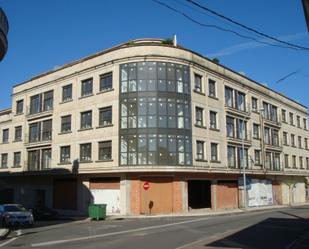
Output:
[{"xmin": 12, "ymin": 38, "xmax": 307, "ymax": 109}]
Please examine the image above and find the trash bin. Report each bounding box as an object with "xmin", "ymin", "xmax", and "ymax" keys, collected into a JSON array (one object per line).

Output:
[{"xmin": 88, "ymin": 204, "xmax": 107, "ymax": 220}]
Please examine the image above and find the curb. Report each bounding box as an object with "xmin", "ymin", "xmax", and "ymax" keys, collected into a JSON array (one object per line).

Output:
[{"xmin": 0, "ymin": 228, "xmax": 10, "ymax": 240}]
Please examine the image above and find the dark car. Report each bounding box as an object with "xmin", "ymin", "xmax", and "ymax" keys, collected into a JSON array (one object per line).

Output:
[
  {"xmin": 31, "ymin": 206, "xmax": 58, "ymax": 220},
  {"xmin": 0, "ymin": 204, "xmax": 34, "ymax": 227}
]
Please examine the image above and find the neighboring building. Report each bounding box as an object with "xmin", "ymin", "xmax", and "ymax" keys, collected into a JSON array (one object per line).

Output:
[
  {"xmin": 0, "ymin": 38, "xmax": 308, "ymax": 215},
  {"xmin": 0, "ymin": 8, "xmax": 8, "ymax": 61}
]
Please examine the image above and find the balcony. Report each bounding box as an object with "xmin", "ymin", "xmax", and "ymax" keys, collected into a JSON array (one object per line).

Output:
[
  {"xmin": 25, "ymin": 131, "xmax": 52, "ymax": 146},
  {"xmin": 225, "ymin": 104, "xmax": 250, "ymax": 118},
  {"xmin": 264, "ymin": 139, "xmax": 283, "ymax": 151},
  {"xmin": 26, "ymin": 103, "xmax": 53, "ymax": 120},
  {"xmin": 226, "ymin": 132, "xmax": 252, "ymax": 146},
  {"xmin": 263, "ymin": 116, "xmax": 281, "ymax": 128}
]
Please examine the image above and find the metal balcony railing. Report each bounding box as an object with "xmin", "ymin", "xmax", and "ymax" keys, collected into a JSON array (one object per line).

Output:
[{"xmin": 24, "ymin": 131, "xmax": 52, "ymax": 144}]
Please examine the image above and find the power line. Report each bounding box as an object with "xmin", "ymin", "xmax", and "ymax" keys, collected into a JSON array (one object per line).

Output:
[
  {"xmin": 152, "ymin": 0, "xmax": 302, "ymax": 51},
  {"xmin": 186, "ymin": 0, "xmax": 309, "ymax": 51}
]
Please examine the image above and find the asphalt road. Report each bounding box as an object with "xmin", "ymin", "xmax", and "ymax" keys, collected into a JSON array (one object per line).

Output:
[{"xmin": 1, "ymin": 205, "xmax": 309, "ymax": 249}]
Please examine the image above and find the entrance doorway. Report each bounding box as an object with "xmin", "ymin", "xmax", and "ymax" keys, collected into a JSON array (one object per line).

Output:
[{"xmin": 188, "ymin": 180, "xmax": 211, "ymax": 209}]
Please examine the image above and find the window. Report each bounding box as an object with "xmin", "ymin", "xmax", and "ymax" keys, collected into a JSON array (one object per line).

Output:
[
  {"xmin": 254, "ymin": 150, "xmax": 261, "ymax": 165},
  {"xmin": 227, "ymin": 146, "xmax": 236, "ymax": 168},
  {"xmin": 196, "ymin": 141, "xmax": 204, "ymax": 160},
  {"xmin": 62, "ymin": 84, "xmax": 72, "ymax": 102},
  {"xmin": 2, "ymin": 129, "xmax": 9, "ymax": 143},
  {"xmin": 208, "ymin": 79, "xmax": 216, "ymax": 97},
  {"xmin": 98, "ymin": 141, "xmax": 112, "ymax": 160},
  {"xmin": 281, "ymin": 109, "xmax": 286, "ymax": 122},
  {"xmin": 1, "ymin": 153, "xmax": 8, "ymax": 168},
  {"xmin": 235, "ymin": 91, "xmax": 245, "ymax": 111},
  {"xmin": 237, "ymin": 119, "xmax": 247, "ymax": 139},
  {"xmin": 253, "ymin": 124, "xmax": 260, "ymax": 139},
  {"xmin": 60, "ymin": 146, "xmax": 70, "ymax": 163},
  {"xmin": 99, "ymin": 106, "xmax": 112, "ymax": 127},
  {"xmin": 61, "ymin": 115, "xmax": 71, "ymax": 133},
  {"xmin": 42, "ymin": 120, "xmax": 52, "ymax": 141},
  {"xmin": 292, "ymin": 155, "xmax": 297, "ymax": 168},
  {"xmin": 16, "ymin": 100, "xmax": 23, "ymax": 114},
  {"xmin": 225, "ymin": 87, "xmax": 233, "ymax": 107},
  {"xmin": 100, "ymin": 72, "xmax": 113, "ymax": 91},
  {"xmin": 226, "ymin": 116, "xmax": 234, "ymax": 137},
  {"xmin": 194, "ymin": 74, "xmax": 202, "ymax": 93},
  {"xmin": 209, "ymin": 111, "xmax": 217, "ymax": 129},
  {"xmin": 251, "ymin": 97, "xmax": 258, "ymax": 111},
  {"xmin": 237, "ymin": 147, "xmax": 248, "ymax": 169},
  {"xmin": 300, "ymin": 157, "xmax": 304, "ymax": 169},
  {"xmin": 298, "ymin": 136, "xmax": 302, "ymax": 148},
  {"xmin": 195, "ymin": 107, "xmax": 203, "ymax": 126},
  {"xmin": 81, "ymin": 78, "xmax": 93, "ymax": 97},
  {"xmin": 210, "ymin": 143, "xmax": 218, "ymax": 161},
  {"xmin": 263, "ymin": 102, "xmax": 277, "ymax": 122},
  {"xmin": 13, "ymin": 152, "xmax": 21, "ymax": 167},
  {"xmin": 30, "ymin": 94, "xmax": 41, "ymax": 114},
  {"xmin": 283, "ymin": 132, "xmax": 288, "ymax": 146},
  {"xmin": 80, "ymin": 111, "xmax": 92, "ymax": 129},
  {"xmin": 304, "ymin": 118, "xmax": 307, "ymax": 130},
  {"xmin": 284, "ymin": 154, "xmax": 289, "ymax": 168},
  {"xmin": 297, "ymin": 116, "xmax": 301, "ymax": 128},
  {"xmin": 29, "ymin": 123, "xmax": 39, "ymax": 142},
  {"xmin": 80, "ymin": 143, "xmax": 91, "ymax": 162},
  {"xmin": 43, "ymin": 90, "xmax": 53, "ymax": 111},
  {"xmin": 291, "ymin": 134, "xmax": 295, "ymax": 147},
  {"xmin": 264, "ymin": 127, "xmax": 270, "ymax": 144},
  {"xmin": 289, "ymin": 112, "xmax": 294, "ymax": 125},
  {"xmin": 274, "ymin": 153, "xmax": 280, "ymax": 171},
  {"xmin": 305, "ymin": 138, "xmax": 308, "ymax": 150},
  {"xmin": 15, "ymin": 126, "xmax": 22, "ymax": 141},
  {"xmin": 270, "ymin": 106, "xmax": 278, "ymax": 122},
  {"xmin": 41, "ymin": 149, "xmax": 51, "ymax": 169},
  {"xmin": 265, "ymin": 152, "xmax": 272, "ymax": 170},
  {"xmin": 272, "ymin": 129, "xmax": 279, "ymax": 146},
  {"xmin": 306, "ymin": 158, "xmax": 309, "ymax": 170}
]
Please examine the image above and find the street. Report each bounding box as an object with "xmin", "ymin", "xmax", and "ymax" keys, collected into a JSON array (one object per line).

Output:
[{"xmin": 1, "ymin": 205, "xmax": 309, "ymax": 249}]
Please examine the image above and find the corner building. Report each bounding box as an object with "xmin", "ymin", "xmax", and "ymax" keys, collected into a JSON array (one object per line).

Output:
[{"xmin": 0, "ymin": 39, "xmax": 308, "ymax": 215}]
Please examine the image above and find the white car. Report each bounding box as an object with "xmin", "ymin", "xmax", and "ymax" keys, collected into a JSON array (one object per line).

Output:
[{"xmin": 0, "ymin": 204, "xmax": 34, "ymax": 227}]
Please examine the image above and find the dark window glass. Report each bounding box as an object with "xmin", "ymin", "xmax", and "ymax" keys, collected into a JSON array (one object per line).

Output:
[
  {"xmin": 285, "ymin": 154, "xmax": 289, "ymax": 168},
  {"xmin": 225, "ymin": 87, "xmax": 233, "ymax": 107},
  {"xmin": 289, "ymin": 112, "xmax": 294, "ymax": 125},
  {"xmin": 291, "ymin": 134, "xmax": 295, "ymax": 147},
  {"xmin": 253, "ymin": 124, "xmax": 259, "ymax": 139},
  {"xmin": 211, "ymin": 143, "xmax": 218, "ymax": 161},
  {"xmin": 61, "ymin": 115, "xmax": 71, "ymax": 133},
  {"xmin": 42, "ymin": 120, "xmax": 52, "ymax": 141},
  {"xmin": 30, "ymin": 95, "xmax": 41, "ymax": 114},
  {"xmin": 304, "ymin": 118, "xmax": 307, "ymax": 129},
  {"xmin": 254, "ymin": 150, "xmax": 261, "ymax": 165},
  {"xmin": 99, "ymin": 107, "xmax": 112, "ymax": 126},
  {"xmin": 81, "ymin": 111, "xmax": 92, "ymax": 129},
  {"xmin": 15, "ymin": 126, "xmax": 22, "ymax": 141},
  {"xmin": 28, "ymin": 150, "xmax": 40, "ymax": 170},
  {"xmin": 226, "ymin": 116, "xmax": 234, "ymax": 137},
  {"xmin": 235, "ymin": 91, "xmax": 245, "ymax": 111},
  {"xmin": 196, "ymin": 141, "xmax": 204, "ymax": 160},
  {"xmin": 292, "ymin": 155, "xmax": 296, "ymax": 168},
  {"xmin": 14, "ymin": 152, "xmax": 21, "ymax": 167},
  {"xmin": 43, "ymin": 90, "xmax": 53, "ymax": 111},
  {"xmin": 81, "ymin": 78, "xmax": 93, "ymax": 96},
  {"xmin": 282, "ymin": 110, "xmax": 286, "ymax": 122},
  {"xmin": 2, "ymin": 129, "xmax": 9, "ymax": 143},
  {"xmin": 16, "ymin": 100, "xmax": 23, "ymax": 114},
  {"xmin": 99, "ymin": 141, "xmax": 112, "ymax": 160},
  {"xmin": 60, "ymin": 146, "xmax": 70, "ymax": 163},
  {"xmin": 227, "ymin": 146, "xmax": 235, "ymax": 168},
  {"xmin": 42, "ymin": 148, "xmax": 51, "ymax": 169},
  {"xmin": 194, "ymin": 74, "xmax": 202, "ymax": 92},
  {"xmin": 195, "ymin": 107, "xmax": 203, "ymax": 126},
  {"xmin": 209, "ymin": 79, "xmax": 216, "ymax": 97},
  {"xmin": 62, "ymin": 84, "xmax": 72, "ymax": 102},
  {"xmin": 1, "ymin": 153, "xmax": 8, "ymax": 168},
  {"xmin": 297, "ymin": 116, "xmax": 301, "ymax": 127},
  {"xmin": 100, "ymin": 72, "xmax": 113, "ymax": 91},
  {"xmin": 251, "ymin": 97, "xmax": 258, "ymax": 111},
  {"xmin": 283, "ymin": 132, "xmax": 288, "ymax": 145},
  {"xmin": 80, "ymin": 143, "xmax": 91, "ymax": 161},
  {"xmin": 29, "ymin": 123, "xmax": 40, "ymax": 142},
  {"xmin": 210, "ymin": 111, "xmax": 217, "ymax": 129}
]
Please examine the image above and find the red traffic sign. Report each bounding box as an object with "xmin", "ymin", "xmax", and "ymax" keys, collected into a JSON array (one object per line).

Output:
[{"xmin": 143, "ymin": 181, "xmax": 150, "ymax": 190}]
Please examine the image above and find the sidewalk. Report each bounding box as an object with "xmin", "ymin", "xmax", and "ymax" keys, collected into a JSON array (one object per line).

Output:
[{"xmin": 106, "ymin": 202, "xmax": 309, "ymax": 220}]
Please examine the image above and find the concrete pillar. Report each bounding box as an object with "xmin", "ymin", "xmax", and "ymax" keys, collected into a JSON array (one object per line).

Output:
[
  {"xmin": 211, "ymin": 180, "xmax": 217, "ymax": 210},
  {"xmin": 120, "ymin": 174, "xmax": 131, "ymax": 215}
]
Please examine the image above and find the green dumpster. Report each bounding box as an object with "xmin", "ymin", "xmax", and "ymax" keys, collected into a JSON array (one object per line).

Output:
[{"xmin": 88, "ymin": 204, "xmax": 107, "ymax": 220}]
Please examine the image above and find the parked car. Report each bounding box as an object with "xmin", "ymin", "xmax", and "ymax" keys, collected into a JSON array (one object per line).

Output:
[
  {"xmin": 31, "ymin": 205, "xmax": 58, "ymax": 220},
  {"xmin": 0, "ymin": 204, "xmax": 34, "ymax": 227}
]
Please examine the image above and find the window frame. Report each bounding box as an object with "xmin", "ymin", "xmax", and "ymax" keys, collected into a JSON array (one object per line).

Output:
[{"xmin": 99, "ymin": 72, "xmax": 113, "ymax": 92}]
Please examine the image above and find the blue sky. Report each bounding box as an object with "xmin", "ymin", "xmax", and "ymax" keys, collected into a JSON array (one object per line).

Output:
[{"xmin": 1, "ymin": 0, "xmax": 309, "ymax": 110}]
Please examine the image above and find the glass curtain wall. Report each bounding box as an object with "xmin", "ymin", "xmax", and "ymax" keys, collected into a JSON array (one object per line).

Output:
[{"xmin": 120, "ymin": 61, "xmax": 192, "ymax": 166}]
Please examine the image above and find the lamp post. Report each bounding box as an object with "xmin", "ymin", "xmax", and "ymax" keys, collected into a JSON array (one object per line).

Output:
[{"xmin": 241, "ymin": 117, "xmax": 247, "ymax": 209}]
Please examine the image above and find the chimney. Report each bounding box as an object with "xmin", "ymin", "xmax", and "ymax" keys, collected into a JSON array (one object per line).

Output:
[{"xmin": 173, "ymin": 34, "xmax": 177, "ymax": 47}]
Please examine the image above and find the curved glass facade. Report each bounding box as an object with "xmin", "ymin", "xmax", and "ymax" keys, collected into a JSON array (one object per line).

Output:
[{"xmin": 119, "ymin": 61, "xmax": 192, "ymax": 166}]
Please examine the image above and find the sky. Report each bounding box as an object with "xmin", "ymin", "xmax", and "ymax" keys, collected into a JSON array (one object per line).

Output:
[{"xmin": 0, "ymin": 0, "xmax": 309, "ymax": 110}]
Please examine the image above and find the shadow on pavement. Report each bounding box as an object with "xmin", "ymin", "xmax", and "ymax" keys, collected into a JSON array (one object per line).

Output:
[{"xmin": 205, "ymin": 215, "xmax": 309, "ymax": 249}]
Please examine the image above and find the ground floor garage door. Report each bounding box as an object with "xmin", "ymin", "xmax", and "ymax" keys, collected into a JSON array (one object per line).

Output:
[
  {"xmin": 89, "ymin": 177, "xmax": 120, "ymax": 215},
  {"xmin": 216, "ymin": 180, "xmax": 238, "ymax": 209},
  {"xmin": 188, "ymin": 180, "xmax": 211, "ymax": 209},
  {"xmin": 53, "ymin": 179, "xmax": 77, "ymax": 210},
  {"xmin": 140, "ymin": 177, "xmax": 173, "ymax": 214}
]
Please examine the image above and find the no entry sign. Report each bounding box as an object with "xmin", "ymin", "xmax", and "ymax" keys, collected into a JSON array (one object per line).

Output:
[{"xmin": 143, "ymin": 181, "xmax": 150, "ymax": 190}]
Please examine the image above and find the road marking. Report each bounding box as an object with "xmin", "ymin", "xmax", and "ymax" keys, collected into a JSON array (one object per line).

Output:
[
  {"xmin": 0, "ymin": 237, "xmax": 17, "ymax": 248},
  {"xmin": 31, "ymin": 217, "xmax": 211, "ymax": 247}
]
